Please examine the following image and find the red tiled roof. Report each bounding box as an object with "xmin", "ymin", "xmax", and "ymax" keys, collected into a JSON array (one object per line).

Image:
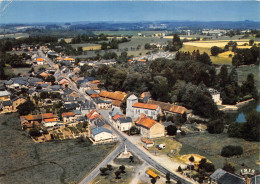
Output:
[
  {"xmin": 112, "ymin": 100, "xmax": 121, "ymax": 107},
  {"xmin": 43, "ymin": 118, "xmax": 57, "ymax": 122},
  {"xmin": 21, "ymin": 113, "xmax": 56, "ymax": 121},
  {"xmin": 113, "ymin": 114, "xmax": 124, "ymax": 121},
  {"xmin": 133, "ymin": 102, "xmax": 158, "ymax": 110},
  {"xmin": 87, "ymin": 109, "xmax": 98, "ymax": 119},
  {"xmin": 62, "ymin": 112, "xmax": 75, "ymax": 117},
  {"xmin": 99, "ymin": 91, "xmax": 126, "ymax": 102},
  {"xmin": 91, "ymin": 94, "xmax": 100, "ymax": 98},
  {"xmin": 148, "ymin": 100, "xmax": 188, "ymax": 114},
  {"xmin": 136, "ymin": 114, "xmax": 158, "ymax": 129}
]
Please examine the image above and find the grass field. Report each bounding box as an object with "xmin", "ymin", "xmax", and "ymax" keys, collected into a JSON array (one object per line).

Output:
[
  {"xmin": 177, "ymin": 132, "xmax": 260, "ymax": 173},
  {"xmin": 71, "ymin": 43, "xmax": 102, "ymax": 51},
  {"xmin": 0, "ymin": 113, "xmax": 116, "ymax": 184},
  {"xmin": 0, "ymin": 33, "xmax": 29, "ymax": 39},
  {"xmin": 4, "ymin": 65, "xmax": 31, "ymax": 76}
]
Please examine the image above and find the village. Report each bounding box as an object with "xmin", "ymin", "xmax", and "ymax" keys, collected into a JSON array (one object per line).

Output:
[{"xmin": 0, "ymin": 36, "xmax": 259, "ymax": 184}]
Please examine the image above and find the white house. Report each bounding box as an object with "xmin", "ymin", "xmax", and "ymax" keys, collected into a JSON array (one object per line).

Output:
[
  {"xmin": 109, "ymin": 107, "xmax": 123, "ymax": 123},
  {"xmin": 116, "ymin": 117, "xmax": 132, "ymax": 132},
  {"xmin": 208, "ymin": 88, "xmax": 221, "ymax": 104},
  {"xmin": 62, "ymin": 112, "xmax": 75, "ymax": 123},
  {"xmin": 91, "ymin": 127, "xmax": 113, "ymax": 142},
  {"xmin": 42, "ymin": 118, "xmax": 58, "ymax": 127},
  {"xmin": 126, "ymin": 94, "xmax": 161, "ymax": 120}
]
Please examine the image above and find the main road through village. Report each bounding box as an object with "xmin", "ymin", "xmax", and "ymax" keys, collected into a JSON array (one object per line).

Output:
[{"xmin": 38, "ymin": 50, "xmax": 195, "ymax": 184}]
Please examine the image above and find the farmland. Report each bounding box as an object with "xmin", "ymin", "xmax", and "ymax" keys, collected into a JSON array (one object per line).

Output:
[
  {"xmin": 0, "ymin": 113, "xmax": 116, "ymax": 184},
  {"xmin": 71, "ymin": 43, "xmax": 102, "ymax": 51},
  {"xmin": 177, "ymin": 132, "xmax": 260, "ymax": 173}
]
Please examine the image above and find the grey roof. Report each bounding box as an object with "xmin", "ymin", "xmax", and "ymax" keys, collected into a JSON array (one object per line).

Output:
[
  {"xmin": 63, "ymin": 88, "xmax": 74, "ymax": 95},
  {"xmin": 12, "ymin": 96, "xmax": 25, "ymax": 102},
  {"xmin": 73, "ymin": 110, "xmax": 82, "ymax": 115},
  {"xmin": 218, "ymin": 173, "xmax": 245, "ymax": 184},
  {"xmin": 4, "ymin": 80, "xmax": 13, "ymax": 85},
  {"xmin": 162, "ymin": 121, "xmax": 174, "ymax": 127},
  {"xmin": 90, "ymin": 117, "xmax": 106, "ymax": 127},
  {"xmin": 86, "ymin": 90, "xmax": 98, "ymax": 96},
  {"xmin": 0, "ymin": 91, "xmax": 11, "ymax": 97},
  {"xmin": 91, "ymin": 127, "xmax": 112, "ymax": 136},
  {"xmin": 41, "ymin": 83, "xmax": 49, "ymax": 88},
  {"xmin": 64, "ymin": 102, "xmax": 79, "ymax": 110},
  {"xmin": 118, "ymin": 117, "xmax": 132, "ymax": 124},
  {"xmin": 210, "ymin": 169, "xmax": 227, "ymax": 181},
  {"xmin": 85, "ymin": 77, "xmax": 94, "ymax": 81},
  {"xmin": 110, "ymin": 107, "xmax": 123, "ymax": 117},
  {"xmin": 2, "ymin": 100, "xmax": 12, "ymax": 106},
  {"xmin": 143, "ymin": 96, "xmax": 150, "ymax": 103}
]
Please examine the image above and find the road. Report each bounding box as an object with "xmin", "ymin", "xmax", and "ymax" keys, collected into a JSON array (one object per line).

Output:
[
  {"xmin": 39, "ymin": 50, "xmax": 195, "ymax": 184},
  {"xmin": 100, "ymin": 110, "xmax": 195, "ymax": 184},
  {"xmin": 79, "ymin": 143, "xmax": 124, "ymax": 184}
]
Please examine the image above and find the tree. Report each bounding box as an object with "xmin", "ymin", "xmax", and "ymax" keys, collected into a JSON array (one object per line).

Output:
[
  {"xmin": 177, "ymin": 180, "xmax": 182, "ymax": 184},
  {"xmin": 166, "ymin": 173, "xmax": 171, "ymax": 184},
  {"xmin": 100, "ymin": 167, "xmax": 108, "ymax": 176},
  {"xmin": 45, "ymin": 75, "xmax": 55, "ymax": 83},
  {"xmin": 221, "ymin": 145, "xmax": 243, "ymax": 157},
  {"xmin": 115, "ymin": 170, "xmax": 121, "ymax": 179},
  {"xmin": 249, "ymin": 39, "xmax": 254, "ymax": 46},
  {"xmin": 222, "ymin": 162, "xmax": 235, "ymax": 173},
  {"xmin": 166, "ymin": 125, "xmax": 177, "ymax": 136},
  {"xmin": 17, "ymin": 99, "xmax": 35, "ymax": 115},
  {"xmin": 198, "ymin": 158, "xmax": 207, "ymax": 169},
  {"xmin": 211, "ymin": 46, "xmax": 223, "ymax": 56},
  {"xmin": 243, "ymin": 111, "xmax": 260, "ymax": 141},
  {"xmin": 177, "ymin": 166, "xmax": 183, "ymax": 172},
  {"xmin": 107, "ymin": 164, "xmax": 112, "ymax": 171},
  {"xmin": 203, "ymin": 163, "xmax": 215, "ymax": 172},
  {"xmin": 189, "ymin": 155, "xmax": 195, "ymax": 163},
  {"xmin": 171, "ymin": 34, "xmax": 183, "ymax": 51},
  {"xmin": 198, "ymin": 52, "xmax": 211, "ymax": 65},
  {"xmin": 151, "ymin": 177, "xmax": 157, "ymax": 184},
  {"xmin": 129, "ymin": 156, "xmax": 134, "ymax": 163},
  {"xmin": 129, "ymin": 126, "xmax": 140, "ymax": 135},
  {"xmin": 207, "ymin": 119, "xmax": 224, "ymax": 134},
  {"xmin": 28, "ymin": 128, "xmax": 41, "ymax": 137},
  {"xmin": 119, "ymin": 165, "xmax": 126, "ymax": 173}
]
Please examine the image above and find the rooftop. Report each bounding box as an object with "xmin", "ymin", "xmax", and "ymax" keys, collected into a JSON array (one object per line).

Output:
[{"xmin": 133, "ymin": 102, "xmax": 158, "ymax": 110}]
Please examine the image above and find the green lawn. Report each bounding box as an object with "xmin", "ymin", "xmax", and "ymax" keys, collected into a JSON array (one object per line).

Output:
[
  {"xmin": 177, "ymin": 132, "xmax": 259, "ymax": 173},
  {"xmin": 0, "ymin": 113, "xmax": 117, "ymax": 184},
  {"xmin": 4, "ymin": 65, "xmax": 31, "ymax": 77}
]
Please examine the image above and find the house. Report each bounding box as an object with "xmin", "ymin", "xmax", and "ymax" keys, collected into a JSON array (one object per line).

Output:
[
  {"xmin": 148, "ymin": 99, "xmax": 188, "ymax": 116},
  {"xmin": 126, "ymin": 94, "xmax": 161, "ymax": 120},
  {"xmin": 141, "ymin": 137, "xmax": 154, "ymax": 149},
  {"xmin": 92, "ymin": 97, "xmax": 111, "ymax": 109},
  {"xmin": 62, "ymin": 112, "xmax": 75, "ymax": 123},
  {"xmin": 0, "ymin": 91, "xmax": 11, "ymax": 101},
  {"xmin": 208, "ymin": 88, "xmax": 221, "ymax": 104},
  {"xmin": 63, "ymin": 57, "xmax": 75, "ymax": 63},
  {"xmin": 12, "ymin": 96, "xmax": 26, "ymax": 111},
  {"xmin": 91, "ymin": 127, "xmax": 113, "ymax": 142},
  {"xmin": 1, "ymin": 100, "xmax": 13, "ymax": 113},
  {"xmin": 42, "ymin": 118, "xmax": 58, "ymax": 127},
  {"xmin": 116, "ymin": 117, "xmax": 132, "ymax": 132},
  {"xmin": 109, "ymin": 107, "xmax": 123, "ymax": 122},
  {"xmin": 34, "ymin": 57, "xmax": 45, "ymax": 65},
  {"xmin": 210, "ymin": 169, "xmax": 245, "ymax": 184},
  {"xmin": 135, "ymin": 114, "xmax": 165, "ymax": 138},
  {"xmin": 99, "ymin": 91, "xmax": 127, "ymax": 106},
  {"xmin": 20, "ymin": 113, "xmax": 58, "ymax": 128}
]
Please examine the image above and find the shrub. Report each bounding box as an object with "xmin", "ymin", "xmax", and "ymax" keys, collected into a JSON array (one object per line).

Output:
[
  {"xmin": 211, "ymin": 46, "xmax": 223, "ymax": 56},
  {"xmin": 221, "ymin": 145, "xmax": 243, "ymax": 157}
]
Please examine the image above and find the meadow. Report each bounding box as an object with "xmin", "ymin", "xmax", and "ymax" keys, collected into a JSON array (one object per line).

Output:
[
  {"xmin": 0, "ymin": 113, "xmax": 116, "ymax": 184},
  {"xmin": 4, "ymin": 65, "xmax": 31, "ymax": 77},
  {"xmin": 177, "ymin": 132, "xmax": 259, "ymax": 173},
  {"xmin": 71, "ymin": 43, "xmax": 102, "ymax": 51}
]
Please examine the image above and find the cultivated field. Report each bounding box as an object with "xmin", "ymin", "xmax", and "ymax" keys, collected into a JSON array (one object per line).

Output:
[
  {"xmin": 0, "ymin": 33, "xmax": 29, "ymax": 39},
  {"xmin": 177, "ymin": 132, "xmax": 260, "ymax": 173},
  {"xmin": 183, "ymin": 39, "xmax": 260, "ymax": 48},
  {"xmin": 0, "ymin": 113, "xmax": 116, "ymax": 184},
  {"xmin": 71, "ymin": 43, "xmax": 102, "ymax": 51},
  {"xmin": 237, "ymin": 64, "xmax": 260, "ymax": 91}
]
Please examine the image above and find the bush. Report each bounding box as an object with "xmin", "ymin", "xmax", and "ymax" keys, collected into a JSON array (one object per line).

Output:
[
  {"xmin": 221, "ymin": 145, "xmax": 243, "ymax": 157},
  {"xmin": 211, "ymin": 46, "xmax": 223, "ymax": 56},
  {"xmin": 207, "ymin": 119, "xmax": 224, "ymax": 134},
  {"xmin": 166, "ymin": 125, "xmax": 177, "ymax": 135}
]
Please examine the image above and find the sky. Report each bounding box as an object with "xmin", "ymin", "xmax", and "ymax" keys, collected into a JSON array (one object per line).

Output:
[{"xmin": 0, "ymin": 1, "xmax": 260, "ymax": 23}]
